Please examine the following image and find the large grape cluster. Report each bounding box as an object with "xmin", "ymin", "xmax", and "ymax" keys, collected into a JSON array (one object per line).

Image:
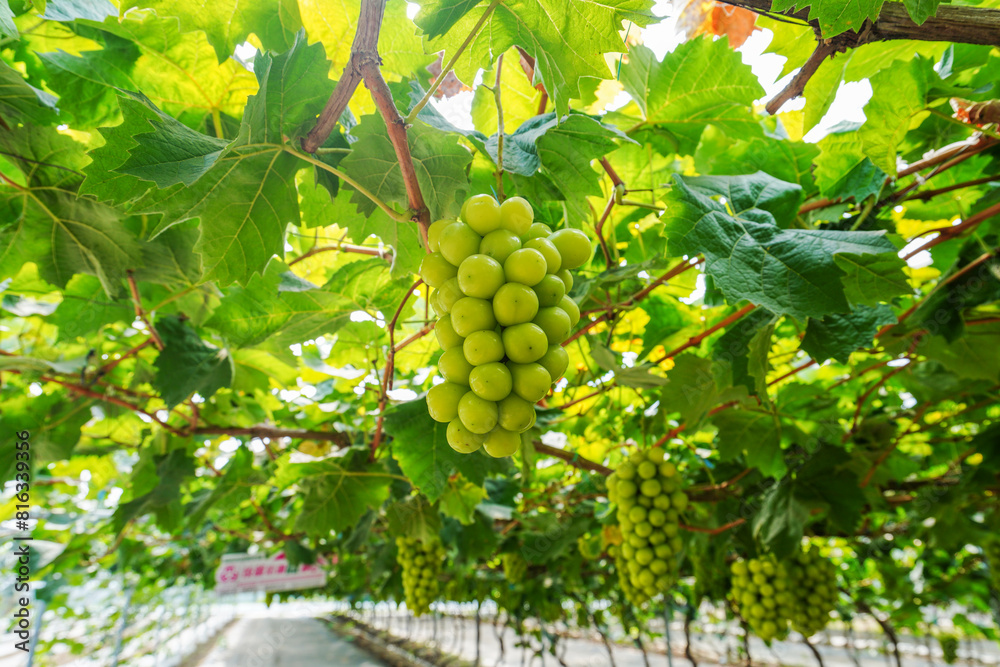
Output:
[
  {"xmin": 729, "ymin": 555, "xmax": 795, "ymax": 641},
  {"xmin": 396, "ymin": 536, "xmax": 445, "ymax": 616},
  {"xmin": 422, "ymin": 194, "xmax": 592, "ymax": 458},
  {"xmin": 787, "ymin": 547, "xmax": 839, "ymax": 636},
  {"xmin": 606, "ymin": 448, "xmax": 689, "ymax": 605}
]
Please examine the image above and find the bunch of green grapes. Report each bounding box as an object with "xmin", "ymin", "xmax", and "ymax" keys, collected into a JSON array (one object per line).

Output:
[
  {"xmin": 787, "ymin": 547, "xmax": 839, "ymax": 636},
  {"xmin": 422, "ymin": 194, "xmax": 592, "ymax": 458},
  {"xmin": 606, "ymin": 448, "xmax": 689, "ymax": 605},
  {"xmin": 609, "ymin": 545, "xmax": 645, "ymax": 607},
  {"xmin": 502, "ymin": 551, "xmax": 527, "ymax": 584},
  {"xmin": 729, "ymin": 555, "xmax": 795, "ymax": 641},
  {"xmin": 396, "ymin": 536, "xmax": 445, "ymax": 616}
]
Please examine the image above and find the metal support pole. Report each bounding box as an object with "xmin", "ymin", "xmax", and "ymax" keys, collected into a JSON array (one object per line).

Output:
[
  {"xmin": 24, "ymin": 599, "xmax": 47, "ymax": 667},
  {"xmin": 664, "ymin": 601, "xmax": 675, "ymax": 667},
  {"xmin": 110, "ymin": 587, "xmax": 135, "ymax": 667}
]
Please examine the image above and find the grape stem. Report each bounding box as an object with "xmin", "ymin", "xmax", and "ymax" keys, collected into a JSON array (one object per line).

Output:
[
  {"xmin": 678, "ymin": 518, "xmax": 746, "ymax": 535},
  {"xmin": 532, "ymin": 441, "xmax": 613, "ymax": 475},
  {"xmin": 494, "ymin": 53, "xmax": 506, "ymax": 201},
  {"xmin": 126, "ymin": 270, "xmax": 164, "ymax": 350}
]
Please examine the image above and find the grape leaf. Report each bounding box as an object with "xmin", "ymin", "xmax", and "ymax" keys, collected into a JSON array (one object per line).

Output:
[
  {"xmin": 714, "ymin": 410, "xmax": 785, "ymax": 478},
  {"xmin": 273, "ymin": 451, "xmax": 393, "ymax": 537},
  {"xmin": 752, "ymin": 480, "xmax": 809, "ymax": 557},
  {"xmin": 746, "ymin": 320, "xmax": 776, "ymax": 404},
  {"xmin": 186, "ymin": 446, "xmax": 258, "ymax": 527},
  {"xmin": 918, "ymin": 322, "xmax": 1000, "ymax": 381},
  {"xmin": 384, "ymin": 398, "xmax": 510, "ymax": 503},
  {"xmin": 663, "ymin": 173, "xmax": 898, "ymax": 319},
  {"xmin": 770, "ymin": 0, "xmax": 885, "ymax": 37},
  {"xmin": 698, "ymin": 132, "xmax": 819, "ymax": 197},
  {"xmin": 48, "ymin": 275, "xmax": 132, "ymax": 340},
  {"xmin": 619, "ymin": 39, "xmax": 764, "ymax": 152},
  {"xmin": 153, "ymin": 315, "xmax": 235, "ymax": 408},
  {"xmin": 801, "ymin": 303, "xmax": 896, "ymax": 364},
  {"xmin": 860, "ymin": 60, "xmax": 928, "ymax": 176},
  {"xmin": 714, "ymin": 306, "xmax": 780, "ymax": 397},
  {"xmin": 206, "ymin": 258, "xmax": 404, "ymax": 347},
  {"xmin": 0, "ymin": 126, "xmax": 142, "ymax": 296},
  {"xmin": 427, "ymin": 0, "xmax": 657, "ymax": 116},
  {"xmin": 0, "ymin": 0, "xmax": 17, "ymax": 40},
  {"xmin": 438, "ymin": 478, "xmax": 489, "ymax": 525},
  {"xmin": 486, "ymin": 113, "xmax": 631, "ymax": 198},
  {"xmin": 386, "ymin": 495, "xmax": 442, "ymax": 541},
  {"xmin": 814, "ymin": 124, "xmax": 888, "ymax": 203},
  {"xmin": 114, "ymin": 448, "xmax": 195, "ymax": 532},
  {"xmin": 38, "ymin": 40, "xmax": 140, "ymax": 129},
  {"xmin": 833, "ymin": 253, "xmax": 911, "ymax": 306},
  {"xmin": 0, "ymin": 394, "xmax": 89, "ymax": 479},
  {"xmin": 43, "ymin": 0, "xmax": 117, "ymax": 22},
  {"xmin": 415, "ymin": 0, "xmax": 482, "ymax": 39},
  {"xmin": 299, "ymin": 0, "xmax": 431, "ymax": 79},
  {"xmin": 659, "ymin": 354, "xmax": 745, "ymax": 426},
  {"xmin": 903, "ymin": 0, "xmax": 941, "ymax": 24},
  {"xmin": 911, "ymin": 250, "xmax": 1000, "ymax": 342},
  {"xmin": 794, "ymin": 446, "xmax": 865, "ymax": 534},
  {"xmin": 121, "ymin": 0, "xmax": 303, "ymax": 61},
  {"xmin": 0, "ymin": 61, "xmax": 59, "ymax": 125},
  {"xmin": 89, "ymin": 9, "xmax": 259, "ymax": 123}
]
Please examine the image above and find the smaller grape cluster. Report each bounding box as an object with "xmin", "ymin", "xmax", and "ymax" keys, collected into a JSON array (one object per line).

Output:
[
  {"xmin": 939, "ymin": 635, "xmax": 959, "ymax": 664},
  {"xmin": 606, "ymin": 448, "xmax": 689, "ymax": 605},
  {"xmin": 729, "ymin": 555, "xmax": 795, "ymax": 641},
  {"xmin": 422, "ymin": 194, "xmax": 592, "ymax": 458},
  {"xmin": 502, "ymin": 552, "xmax": 527, "ymax": 584},
  {"xmin": 787, "ymin": 547, "xmax": 839, "ymax": 636},
  {"xmin": 396, "ymin": 536, "xmax": 445, "ymax": 616}
]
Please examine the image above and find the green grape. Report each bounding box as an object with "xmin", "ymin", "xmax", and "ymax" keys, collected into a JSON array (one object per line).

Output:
[
  {"xmin": 439, "ymin": 346, "xmax": 473, "ymax": 385},
  {"xmin": 435, "ymin": 276, "xmax": 463, "ymax": 314},
  {"xmin": 469, "ymin": 362, "xmax": 513, "ymax": 401},
  {"xmin": 555, "ymin": 269, "xmax": 573, "ymax": 292},
  {"xmin": 607, "ymin": 448, "xmax": 690, "ymax": 606},
  {"xmin": 548, "ymin": 228, "xmax": 592, "ymax": 269},
  {"xmin": 463, "ymin": 330, "xmax": 505, "ymax": 365},
  {"xmin": 451, "ymin": 297, "xmax": 498, "ymax": 337},
  {"xmin": 419, "ymin": 252, "xmax": 458, "ymax": 288},
  {"xmin": 426, "ymin": 381, "xmax": 467, "ymax": 423},
  {"xmin": 532, "ymin": 306, "xmax": 571, "ymax": 345},
  {"xmin": 502, "ymin": 322, "xmax": 549, "ymax": 363},
  {"xmin": 480, "ymin": 229, "xmax": 522, "ymax": 264},
  {"xmin": 458, "ymin": 391, "xmax": 498, "ymax": 434},
  {"xmin": 483, "ymin": 427, "xmax": 521, "ymax": 457},
  {"xmin": 493, "ymin": 283, "xmax": 539, "ymax": 326},
  {"xmin": 558, "ymin": 295, "xmax": 581, "ymax": 327},
  {"xmin": 499, "ymin": 197, "xmax": 533, "ymax": 236},
  {"xmin": 525, "ymin": 222, "xmax": 552, "ymax": 239},
  {"xmin": 532, "ymin": 274, "xmax": 566, "ymax": 307},
  {"xmin": 435, "ymin": 314, "xmax": 464, "ymax": 350},
  {"xmin": 537, "ymin": 345, "xmax": 569, "ymax": 382},
  {"xmin": 463, "ymin": 193, "xmax": 502, "ymax": 235},
  {"xmin": 523, "ymin": 237, "xmax": 562, "ymax": 274},
  {"xmin": 447, "ymin": 418, "xmax": 485, "ymax": 453},
  {"xmin": 507, "ymin": 362, "xmax": 551, "ymax": 402},
  {"xmin": 458, "ymin": 253, "xmax": 505, "ymax": 299},
  {"xmin": 426, "ymin": 219, "xmax": 456, "ymax": 252},
  {"xmin": 497, "ymin": 394, "xmax": 536, "ymax": 432},
  {"xmin": 396, "ymin": 536, "xmax": 445, "ymax": 616},
  {"xmin": 439, "ymin": 222, "xmax": 482, "ymax": 266},
  {"xmin": 503, "ymin": 248, "xmax": 547, "ymax": 286}
]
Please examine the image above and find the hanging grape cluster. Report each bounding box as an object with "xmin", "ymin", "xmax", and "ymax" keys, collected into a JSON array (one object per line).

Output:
[
  {"xmin": 396, "ymin": 536, "xmax": 445, "ymax": 616},
  {"xmin": 422, "ymin": 194, "xmax": 592, "ymax": 457},
  {"xmin": 606, "ymin": 448, "xmax": 689, "ymax": 605},
  {"xmin": 729, "ymin": 546, "xmax": 840, "ymax": 641},
  {"xmin": 729, "ymin": 555, "xmax": 795, "ymax": 641},
  {"xmin": 787, "ymin": 547, "xmax": 839, "ymax": 636},
  {"xmin": 502, "ymin": 551, "xmax": 527, "ymax": 584}
]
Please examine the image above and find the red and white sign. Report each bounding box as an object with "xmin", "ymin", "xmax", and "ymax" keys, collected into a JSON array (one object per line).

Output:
[{"xmin": 214, "ymin": 552, "xmax": 327, "ymax": 593}]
